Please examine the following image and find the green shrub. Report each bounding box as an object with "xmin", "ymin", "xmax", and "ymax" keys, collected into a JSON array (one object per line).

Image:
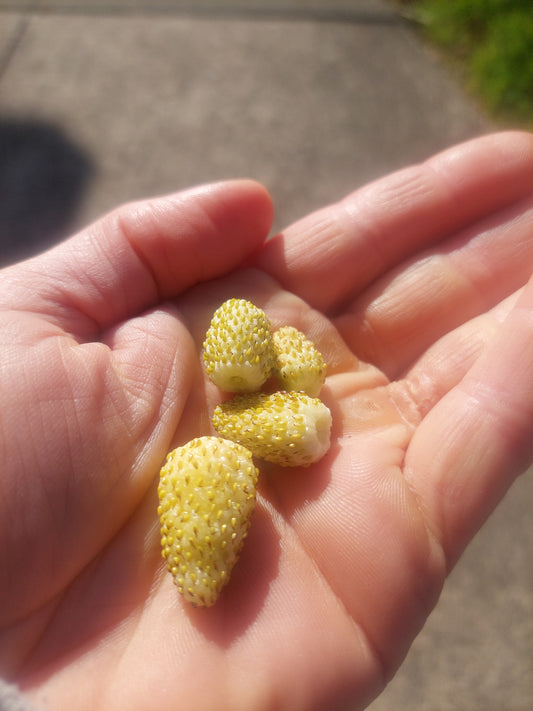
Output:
[
  {"xmin": 470, "ymin": 11, "xmax": 533, "ymax": 118},
  {"xmin": 410, "ymin": 0, "xmax": 533, "ymax": 124}
]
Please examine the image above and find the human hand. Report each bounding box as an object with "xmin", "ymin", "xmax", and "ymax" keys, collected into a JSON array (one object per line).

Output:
[{"xmin": 1, "ymin": 132, "xmax": 533, "ymax": 711}]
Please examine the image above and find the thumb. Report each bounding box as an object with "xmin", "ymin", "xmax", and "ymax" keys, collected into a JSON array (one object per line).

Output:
[{"xmin": 1, "ymin": 180, "xmax": 274, "ymax": 339}]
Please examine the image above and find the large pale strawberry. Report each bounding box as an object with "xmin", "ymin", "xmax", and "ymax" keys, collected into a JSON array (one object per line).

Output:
[
  {"xmin": 212, "ymin": 391, "xmax": 332, "ymax": 467},
  {"xmin": 202, "ymin": 298, "xmax": 275, "ymax": 392},
  {"xmin": 158, "ymin": 436, "xmax": 259, "ymax": 607},
  {"xmin": 272, "ymin": 326, "xmax": 327, "ymax": 397}
]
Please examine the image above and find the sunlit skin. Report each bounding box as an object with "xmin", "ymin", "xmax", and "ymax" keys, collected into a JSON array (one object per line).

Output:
[{"xmin": 1, "ymin": 131, "xmax": 533, "ymax": 711}]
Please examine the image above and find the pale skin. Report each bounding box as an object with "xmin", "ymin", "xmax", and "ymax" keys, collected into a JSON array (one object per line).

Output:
[{"xmin": 1, "ymin": 131, "xmax": 533, "ymax": 711}]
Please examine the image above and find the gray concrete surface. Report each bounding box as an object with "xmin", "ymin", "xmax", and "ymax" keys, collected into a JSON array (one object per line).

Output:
[
  {"xmin": 0, "ymin": 0, "xmax": 489, "ymax": 260},
  {"xmin": 0, "ymin": 1, "xmax": 531, "ymax": 709}
]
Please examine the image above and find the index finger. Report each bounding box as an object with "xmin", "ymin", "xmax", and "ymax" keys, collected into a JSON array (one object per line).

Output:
[{"xmin": 256, "ymin": 131, "xmax": 533, "ymax": 313}]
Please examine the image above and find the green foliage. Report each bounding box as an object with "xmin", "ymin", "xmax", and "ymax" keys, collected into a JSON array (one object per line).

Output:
[
  {"xmin": 410, "ymin": 0, "xmax": 533, "ymax": 124},
  {"xmin": 470, "ymin": 11, "xmax": 533, "ymax": 118}
]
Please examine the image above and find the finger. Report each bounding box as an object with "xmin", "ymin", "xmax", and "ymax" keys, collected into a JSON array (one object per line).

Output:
[
  {"xmin": 335, "ymin": 196, "xmax": 533, "ymax": 377},
  {"xmin": 1, "ymin": 180, "xmax": 273, "ymax": 339},
  {"xmin": 256, "ymin": 131, "xmax": 533, "ymax": 312},
  {"xmin": 403, "ymin": 277, "xmax": 533, "ymax": 570}
]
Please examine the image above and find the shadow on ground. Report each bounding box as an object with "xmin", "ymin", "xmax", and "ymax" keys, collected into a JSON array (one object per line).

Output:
[{"xmin": 0, "ymin": 117, "xmax": 93, "ymax": 266}]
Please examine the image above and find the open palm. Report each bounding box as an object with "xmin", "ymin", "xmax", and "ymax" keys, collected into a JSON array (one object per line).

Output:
[{"xmin": 2, "ymin": 132, "xmax": 533, "ymax": 711}]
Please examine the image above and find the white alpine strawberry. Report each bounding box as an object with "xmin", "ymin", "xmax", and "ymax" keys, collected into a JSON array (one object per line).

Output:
[
  {"xmin": 212, "ymin": 391, "xmax": 332, "ymax": 467},
  {"xmin": 158, "ymin": 436, "xmax": 259, "ymax": 607},
  {"xmin": 273, "ymin": 326, "xmax": 327, "ymax": 397},
  {"xmin": 202, "ymin": 298, "xmax": 275, "ymax": 392}
]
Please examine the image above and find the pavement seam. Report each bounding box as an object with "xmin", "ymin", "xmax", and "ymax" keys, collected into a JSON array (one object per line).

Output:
[
  {"xmin": 0, "ymin": 14, "xmax": 29, "ymax": 85},
  {"xmin": 0, "ymin": 4, "xmax": 403, "ymax": 25}
]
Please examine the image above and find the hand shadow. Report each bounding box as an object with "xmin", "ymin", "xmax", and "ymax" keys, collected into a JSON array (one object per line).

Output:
[{"xmin": 0, "ymin": 116, "xmax": 93, "ymax": 267}]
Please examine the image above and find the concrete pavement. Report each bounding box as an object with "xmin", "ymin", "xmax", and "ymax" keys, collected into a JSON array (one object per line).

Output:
[
  {"xmin": 0, "ymin": 1, "xmax": 531, "ymax": 710},
  {"xmin": 0, "ymin": 0, "xmax": 488, "ymax": 261}
]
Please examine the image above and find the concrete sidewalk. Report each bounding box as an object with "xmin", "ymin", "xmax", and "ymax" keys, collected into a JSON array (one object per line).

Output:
[
  {"xmin": 0, "ymin": 2, "xmax": 531, "ymax": 710},
  {"xmin": 0, "ymin": 0, "xmax": 490, "ymax": 260}
]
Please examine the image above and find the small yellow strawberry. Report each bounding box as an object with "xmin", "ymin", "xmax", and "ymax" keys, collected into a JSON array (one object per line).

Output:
[
  {"xmin": 158, "ymin": 436, "xmax": 259, "ymax": 607},
  {"xmin": 212, "ymin": 391, "xmax": 332, "ymax": 467},
  {"xmin": 272, "ymin": 326, "xmax": 327, "ymax": 397},
  {"xmin": 203, "ymin": 298, "xmax": 275, "ymax": 392}
]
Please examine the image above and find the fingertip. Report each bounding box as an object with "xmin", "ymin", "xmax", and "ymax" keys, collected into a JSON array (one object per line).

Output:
[
  {"xmin": 212, "ymin": 178, "xmax": 275, "ymax": 240},
  {"xmin": 8, "ymin": 180, "xmax": 275, "ymax": 336},
  {"xmin": 429, "ymin": 130, "xmax": 533, "ymax": 206},
  {"xmin": 486, "ymin": 129, "xmax": 533, "ymax": 155},
  {"xmin": 436, "ymin": 129, "xmax": 533, "ymax": 164},
  {"xmin": 116, "ymin": 178, "xmax": 275, "ymax": 293},
  {"xmin": 172, "ymin": 178, "xmax": 274, "ymax": 244},
  {"xmin": 119, "ymin": 178, "xmax": 274, "ymax": 248}
]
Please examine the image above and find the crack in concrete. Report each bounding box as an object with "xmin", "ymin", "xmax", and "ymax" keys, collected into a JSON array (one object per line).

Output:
[
  {"xmin": 0, "ymin": 14, "xmax": 29, "ymax": 85},
  {"xmin": 0, "ymin": 3, "xmax": 402, "ymax": 25}
]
